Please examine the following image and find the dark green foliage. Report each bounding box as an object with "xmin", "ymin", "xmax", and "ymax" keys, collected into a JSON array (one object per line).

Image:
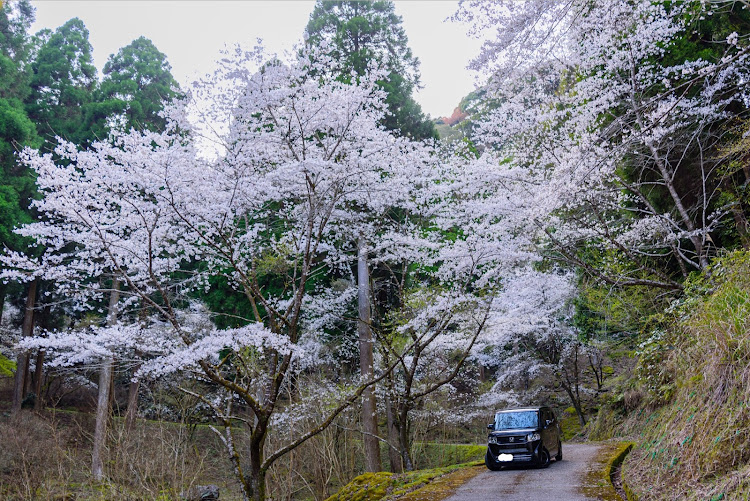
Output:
[
  {"xmin": 380, "ymin": 71, "xmax": 437, "ymax": 141},
  {"xmin": 202, "ymin": 274, "xmax": 255, "ymax": 330},
  {"xmin": 84, "ymin": 36, "xmax": 179, "ymax": 137},
  {"xmin": 26, "ymin": 17, "xmax": 97, "ymax": 151},
  {"xmin": 669, "ymin": 3, "xmax": 750, "ymax": 67},
  {"xmin": 0, "ymin": 180, "xmax": 33, "ymax": 251},
  {"xmin": 305, "ymin": 1, "xmax": 417, "ymax": 82},
  {"xmin": 0, "ymin": 97, "xmax": 36, "ymax": 172},
  {"xmin": 305, "ymin": 0, "xmax": 437, "ymax": 140},
  {"xmin": 0, "ymin": 0, "xmax": 34, "ymax": 102},
  {"xmin": 0, "ymin": 0, "xmax": 37, "ymax": 255},
  {"xmin": 0, "ymin": 0, "xmax": 34, "ymax": 60}
]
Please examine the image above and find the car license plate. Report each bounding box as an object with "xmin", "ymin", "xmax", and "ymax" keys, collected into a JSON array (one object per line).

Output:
[{"xmin": 498, "ymin": 454, "xmax": 513, "ymax": 462}]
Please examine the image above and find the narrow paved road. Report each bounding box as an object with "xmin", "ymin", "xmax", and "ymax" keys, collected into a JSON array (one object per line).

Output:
[{"xmin": 445, "ymin": 443, "xmax": 602, "ymax": 501}]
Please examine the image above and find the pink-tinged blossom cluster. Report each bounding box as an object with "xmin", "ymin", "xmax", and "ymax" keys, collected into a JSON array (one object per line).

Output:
[{"xmin": 457, "ymin": 0, "xmax": 750, "ymax": 279}]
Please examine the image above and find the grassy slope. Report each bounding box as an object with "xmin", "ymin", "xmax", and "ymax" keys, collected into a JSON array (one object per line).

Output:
[{"xmin": 597, "ymin": 252, "xmax": 750, "ymax": 500}]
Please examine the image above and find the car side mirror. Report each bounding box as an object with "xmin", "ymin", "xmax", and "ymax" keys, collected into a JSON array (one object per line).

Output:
[{"xmin": 487, "ymin": 423, "xmax": 495, "ymax": 430}]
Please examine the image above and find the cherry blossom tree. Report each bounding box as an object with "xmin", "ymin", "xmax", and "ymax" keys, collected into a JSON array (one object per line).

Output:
[
  {"xmin": 376, "ymin": 288, "xmax": 491, "ymax": 471},
  {"xmin": 370, "ymin": 142, "xmax": 542, "ymax": 470},
  {"xmin": 305, "ymin": 1, "xmax": 438, "ymax": 469},
  {"xmin": 475, "ymin": 269, "xmax": 593, "ymax": 425},
  {"xmin": 455, "ymin": 0, "xmax": 750, "ymax": 288},
  {"xmin": 1, "ymin": 46, "xmax": 431, "ymax": 501}
]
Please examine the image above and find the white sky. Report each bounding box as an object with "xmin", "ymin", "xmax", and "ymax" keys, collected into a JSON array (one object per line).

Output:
[{"xmin": 30, "ymin": 0, "xmax": 483, "ymax": 119}]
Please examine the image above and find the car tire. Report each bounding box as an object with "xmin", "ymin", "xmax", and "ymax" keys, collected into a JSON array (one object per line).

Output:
[
  {"xmin": 485, "ymin": 449, "xmax": 502, "ymax": 471},
  {"xmin": 537, "ymin": 447, "xmax": 551, "ymax": 468},
  {"xmin": 555, "ymin": 441, "xmax": 563, "ymax": 461}
]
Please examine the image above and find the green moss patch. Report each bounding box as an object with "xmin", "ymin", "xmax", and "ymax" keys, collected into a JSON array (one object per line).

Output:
[
  {"xmin": 325, "ymin": 461, "xmax": 484, "ymax": 501},
  {"xmin": 326, "ymin": 472, "xmax": 395, "ymax": 501},
  {"xmin": 408, "ymin": 443, "xmax": 485, "ymax": 469},
  {"xmin": 560, "ymin": 407, "xmax": 583, "ymax": 440},
  {"xmin": 397, "ymin": 463, "xmax": 484, "ymax": 501},
  {"xmin": 0, "ymin": 354, "xmax": 16, "ymax": 377}
]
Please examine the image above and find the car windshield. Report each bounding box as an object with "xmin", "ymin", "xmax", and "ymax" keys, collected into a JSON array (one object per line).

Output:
[{"xmin": 494, "ymin": 411, "xmax": 538, "ymax": 430}]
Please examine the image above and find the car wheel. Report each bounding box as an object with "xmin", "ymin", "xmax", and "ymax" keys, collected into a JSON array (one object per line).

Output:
[
  {"xmin": 485, "ymin": 449, "xmax": 502, "ymax": 471},
  {"xmin": 537, "ymin": 447, "xmax": 551, "ymax": 468},
  {"xmin": 555, "ymin": 441, "xmax": 563, "ymax": 461}
]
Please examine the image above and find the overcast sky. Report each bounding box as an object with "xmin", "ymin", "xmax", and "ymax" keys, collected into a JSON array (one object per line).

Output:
[{"xmin": 30, "ymin": 1, "xmax": 483, "ymax": 119}]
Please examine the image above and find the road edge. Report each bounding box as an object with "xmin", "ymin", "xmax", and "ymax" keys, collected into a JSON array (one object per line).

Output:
[{"xmin": 581, "ymin": 441, "xmax": 635, "ymax": 500}]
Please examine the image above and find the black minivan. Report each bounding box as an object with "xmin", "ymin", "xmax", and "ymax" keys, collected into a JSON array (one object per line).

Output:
[{"xmin": 485, "ymin": 407, "xmax": 562, "ymax": 470}]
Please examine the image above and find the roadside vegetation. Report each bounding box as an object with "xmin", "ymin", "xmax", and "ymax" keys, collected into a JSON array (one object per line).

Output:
[{"xmin": 588, "ymin": 253, "xmax": 750, "ymax": 500}]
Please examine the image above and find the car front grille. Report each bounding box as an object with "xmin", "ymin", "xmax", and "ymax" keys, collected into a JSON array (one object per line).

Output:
[{"xmin": 496, "ymin": 435, "xmax": 526, "ymax": 444}]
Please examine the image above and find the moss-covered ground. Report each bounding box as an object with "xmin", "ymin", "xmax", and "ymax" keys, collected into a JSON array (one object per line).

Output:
[
  {"xmin": 404, "ymin": 443, "xmax": 485, "ymax": 471},
  {"xmin": 324, "ymin": 460, "xmax": 484, "ymax": 501}
]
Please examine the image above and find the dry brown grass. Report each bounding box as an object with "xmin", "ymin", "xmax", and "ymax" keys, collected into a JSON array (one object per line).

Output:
[
  {"xmin": 0, "ymin": 412, "xmax": 86, "ymax": 499},
  {"xmin": 0, "ymin": 410, "xmax": 240, "ymax": 500}
]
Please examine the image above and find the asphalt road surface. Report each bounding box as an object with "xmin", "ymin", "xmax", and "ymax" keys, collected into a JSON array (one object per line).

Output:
[{"xmin": 445, "ymin": 443, "xmax": 602, "ymax": 501}]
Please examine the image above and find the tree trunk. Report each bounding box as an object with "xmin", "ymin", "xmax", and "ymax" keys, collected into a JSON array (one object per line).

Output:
[
  {"xmin": 358, "ymin": 236, "xmax": 381, "ymax": 472},
  {"xmin": 397, "ymin": 404, "xmax": 414, "ymax": 471},
  {"xmin": 565, "ymin": 346, "xmax": 586, "ymax": 426},
  {"xmin": 33, "ymin": 350, "xmax": 45, "ymax": 411},
  {"xmin": 385, "ymin": 393, "xmax": 403, "ymax": 473},
  {"xmin": 248, "ymin": 422, "xmax": 267, "ymax": 501},
  {"xmin": 562, "ymin": 383, "xmax": 586, "ymax": 426},
  {"xmin": 21, "ymin": 355, "xmax": 31, "ymax": 398},
  {"xmin": 92, "ymin": 281, "xmax": 120, "ymax": 481},
  {"xmin": 32, "ymin": 304, "xmax": 53, "ymax": 411},
  {"xmin": 0, "ymin": 284, "xmax": 6, "ymax": 325},
  {"xmin": 12, "ymin": 278, "xmax": 38, "ymax": 414},
  {"xmin": 249, "ymin": 467, "xmax": 266, "ymax": 501},
  {"xmin": 109, "ymin": 361, "xmax": 116, "ymax": 415},
  {"xmin": 124, "ymin": 371, "xmax": 140, "ymax": 432}
]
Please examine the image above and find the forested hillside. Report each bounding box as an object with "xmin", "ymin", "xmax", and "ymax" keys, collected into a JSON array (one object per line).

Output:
[{"xmin": 0, "ymin": 1, "xmax": 748, "ymax": 500}]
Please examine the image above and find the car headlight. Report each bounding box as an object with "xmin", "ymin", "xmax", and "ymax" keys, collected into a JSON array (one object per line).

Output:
[
  {"xmin": 526, "ymin": 432, "xmax": 541, "ymax": 442},
  {"xmin": 488, "ymin": 436, "xmax": 498, "ymax": 444}
]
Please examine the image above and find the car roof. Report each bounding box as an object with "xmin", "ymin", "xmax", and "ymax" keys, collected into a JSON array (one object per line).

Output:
[{"xmin": 494, "ymin": 407, "xmax": 545, "ymax": 414}]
